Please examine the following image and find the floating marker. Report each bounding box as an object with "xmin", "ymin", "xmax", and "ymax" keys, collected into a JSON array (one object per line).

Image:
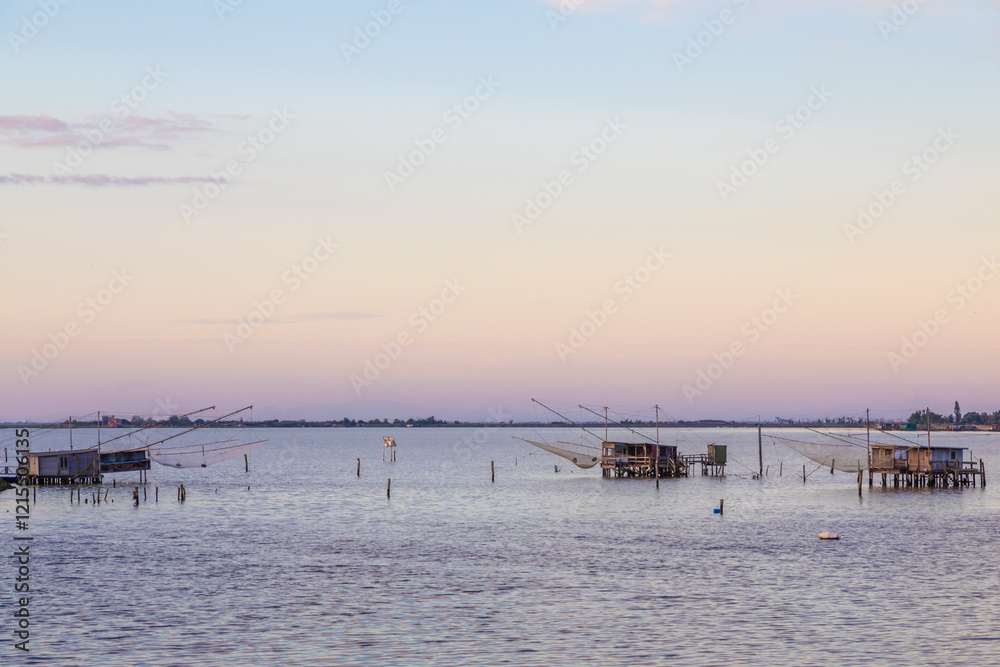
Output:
[{"xmin": 818, "ymin": 532, "xmax": 840, "ymax": 540}]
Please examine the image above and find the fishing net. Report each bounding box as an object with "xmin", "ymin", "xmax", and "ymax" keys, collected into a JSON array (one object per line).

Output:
[
  {"xmin": 149, "ymin": 439, "xmax": 266, "ymax": 469},
  {"xmin": 772, "ymin": 435, "xmax": 869, "ymax": 472}
]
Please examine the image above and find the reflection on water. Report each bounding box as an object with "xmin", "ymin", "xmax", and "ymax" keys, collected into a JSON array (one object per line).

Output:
[{"xmin": 5, "ymin": 427, "xmax": 999, "ymax": 666}]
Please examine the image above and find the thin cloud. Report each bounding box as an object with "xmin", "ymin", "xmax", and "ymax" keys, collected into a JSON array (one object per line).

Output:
[
  {"xmin": 0, "ymin": 112, "xmax": 231, "ymax": 151},
  {"xmin": 178, "ymin": 312, "xmax": 382, "ymax": 325},
  {"xmin": 0, "ymin": 173, "xmax": 218, "ymax": 186}
]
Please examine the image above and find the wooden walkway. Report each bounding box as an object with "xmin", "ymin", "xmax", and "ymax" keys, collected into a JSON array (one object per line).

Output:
[
  {"xmin": 868, "ymin": 460, "xmax": 986, "ymax": 489},
  {"xmin": 679, "ymin": 454, "xmax": 726, "ymax": 477}
]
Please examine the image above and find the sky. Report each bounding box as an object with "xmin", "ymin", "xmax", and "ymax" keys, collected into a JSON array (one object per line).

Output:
[{"xmin": 1, "ymin": 0, "xmax": 998, "ymax": 422}]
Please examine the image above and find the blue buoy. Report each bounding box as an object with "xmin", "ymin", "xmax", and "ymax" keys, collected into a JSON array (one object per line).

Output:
[{"xmin": 713, "ymin": 508, "xmax": 721, "ymax": 514}]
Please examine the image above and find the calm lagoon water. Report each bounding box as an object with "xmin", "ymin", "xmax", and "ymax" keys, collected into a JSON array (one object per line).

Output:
[{"xmin": 5, "ymin": 426, "xmax": 1000, "ymax": 666}]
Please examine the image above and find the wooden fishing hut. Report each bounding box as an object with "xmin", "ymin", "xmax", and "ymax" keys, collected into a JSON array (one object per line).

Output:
[
  {"xmin": 600, "ymin": 441, "xmax": 687, "ymax": 478},
  {"xmin": 25, "ymin": 448, "xmax": 102, "ymax": 485},
  {"xmin": 24, "ymin": 446, "xmax": 151, "ymax": 485},
  {"xmin": 869, "ymin": 443, "xmax": 985, "ymax": 488}
]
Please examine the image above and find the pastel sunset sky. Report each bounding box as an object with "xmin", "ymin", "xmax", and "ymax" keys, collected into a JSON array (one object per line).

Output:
[{"xmin": 1, "ymin": 0, "xmax": 998, "ymax": 422}]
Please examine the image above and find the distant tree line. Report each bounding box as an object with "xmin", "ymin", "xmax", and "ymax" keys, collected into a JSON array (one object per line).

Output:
[{"xmin": 907, "ymin": 403, "xmax": 1000, "ymax": 426}]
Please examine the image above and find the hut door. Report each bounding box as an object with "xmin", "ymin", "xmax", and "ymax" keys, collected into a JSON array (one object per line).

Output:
[{"xmin": 59, "ymin": 456, "xmax": 69, "ymax": 474}]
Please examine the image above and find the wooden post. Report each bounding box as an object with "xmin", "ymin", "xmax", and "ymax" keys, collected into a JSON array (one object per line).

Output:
[
  {"xmin": 387, "ymin": 478, "xmax": 391, "ymax": 499},
  {"xmin": 780, "ymin": 462, "xmax": 782, "ymax": 476},
  {"xmin": 77, "ymin": 488, "xmax": 81, "ymax": 503},
  {"xmin": 719, "ymin": 499, "xmax": 724, "ymax": 515},
  {"xmin": 758, "ymin": 420, "xmax": 763, "ymax": 479},
  {"xmin": 155, "ymin": 486, "xmax": 158, "ymax": 502},
  {"xmin": 244, "ymin": 453, "xmax": 249, "ymax": 473},
  {"xmin": 831, "ymin": 459, "xmax": 835, "ymax": 474},
  {"xmin": 655, "ymin": 445, "xmax": 659, "ymax": 489},
  {"xmin": 981, "ymin": 459, "xmax": 986, "ymax": 487},
  {"xmin": 143, "ymin": 487, "xmax": 147, "ymax": 502},
  {"xmin": 491, "ymin": 460, "xmax": 495, "ymax": 483},
  {"xmin": 357, "ymin": 458, "xmax": 360, "ymax": 477},
  {"xmin": 858, "ymin": 469, "xmax": 862, "ymax": 497},
  {"xmin": 104, "ymin": 489, "xmax": 109, "ymax": 503},
  {"xmin": 33, "ymin": 486, "xmax": 36, "ymax": 503},
  {"xmin": 113, "ymin": 478, "xmax": 116, "ymax": 488},
  {"xmin": 803, "ymin": 465, "xmax": 806, "ymax": 483},
  {"xmin": 70, "ymin": 487, "xmax": 73, "ymax": 503},
  {"xmin": 765, "ymin": 465, "xmax": 769, "ymax": 476}
]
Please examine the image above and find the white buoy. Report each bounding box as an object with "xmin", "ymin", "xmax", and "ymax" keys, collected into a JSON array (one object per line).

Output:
[{"xmin": 818, "ymin": 532, "xmax": 840, "ymax": 540}]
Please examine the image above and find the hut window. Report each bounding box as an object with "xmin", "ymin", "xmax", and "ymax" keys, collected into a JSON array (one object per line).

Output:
[{"xmin": 59, "ymin": 456, "xmax": 69, "ymax": 469}]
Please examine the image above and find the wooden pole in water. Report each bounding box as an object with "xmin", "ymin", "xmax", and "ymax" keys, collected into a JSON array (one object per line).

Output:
[
  {"xmin": 491, "ymin": 460, "xmax": 495, "ymax": 483},
  {"xmin": 357, "ymin": 458, "xmax": 361, "ymax": 477},
  {"xmin": 758, "ymin": 418, "xmax": 763, "ymax": 479},
  {"xmin": 387, "ymin": 478, "xmax": 391, "ymax": 499},
  {"xmin": 719, "ymin": 499, "xmax": 724, "ymax": 515},
  {"xmin": 244, "ymin": 453, "xmax": 249, "ymax": 473},
  {"xmin": 803, "ymin": 465, "xmax": 806, "ymax": 483},
  {"xmin": 155, "ymin": 486, "xmax": 158, "ymax": 502},
  {"xmin": 780, "ymin": 462, "xmax": 782, "ymax": 476},
  {"xmin": 866, "ymin": 408, "xmax": 872, "ymax": 480},
  {"xmin": 143, "ymin": 486, "xmax": 146, "ymax": 502},
  {"xmin": 831, "ymin": 459, "xmax": 835, "ymax": 474},
  {"xmin": 104, "ymin": 489, "xmax": 109, "ymax": 503}
]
